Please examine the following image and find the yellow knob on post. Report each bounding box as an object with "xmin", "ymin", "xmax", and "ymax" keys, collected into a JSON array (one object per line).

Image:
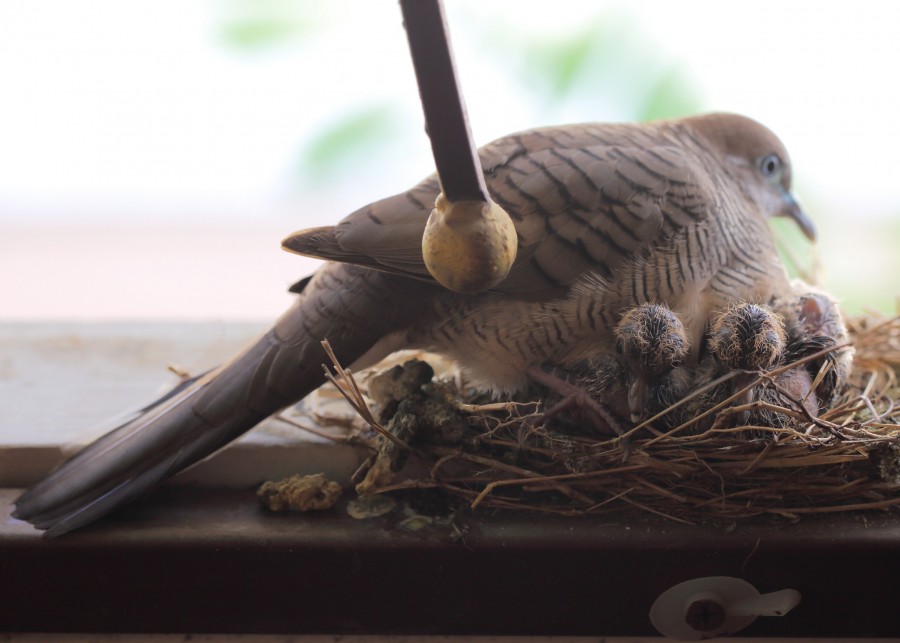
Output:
[{"xmin": 422, "ymin": 192, "xmax": 518, "ymax": 293}]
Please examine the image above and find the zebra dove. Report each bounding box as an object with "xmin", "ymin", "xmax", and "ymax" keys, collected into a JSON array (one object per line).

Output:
[{"xmin": 14, "ymin": 112, "xmax": 813, "ymax": 536}]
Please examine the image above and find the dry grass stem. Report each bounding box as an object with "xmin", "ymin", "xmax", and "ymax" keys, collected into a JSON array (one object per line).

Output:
[{"xmin": 320, "ymin": 339, "xmax": 412, "ymax": 452}]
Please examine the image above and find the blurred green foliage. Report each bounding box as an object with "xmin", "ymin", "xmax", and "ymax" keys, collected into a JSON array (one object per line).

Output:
[
  {"xmin": 522, "ymin": 23, "xmax": 604, "ymax": 100},
  {"xmin": 477, "ymin": 8, "xmax": 702, "ymax": 121},
  {"xmin": 216, "ymin": 3, "xmax": 701, "ymax": 184},
  {"xmin": 215, "ymin": 0, "xmax": 322, "ymax": 50},
  {"xmin": 219, "ymin": 19, "xmax": 308, "ymax": 49},
  {"xmin": 771, "ymin": 202, "xmax": 900, "ymax": 316},
  {"xmin": 770, "ymin": 216, "xmax": 818, "ymax": 281},
  {"xmin": 299, "ymin": 105, "xmax": 402, "ymax": 184},
  {"xmin": 639, "ymin": 68, "xmax": 701, "ymax": 122},
  {"xmin": 822, "ymin": 214, "xmax": 900, "ymax": 316}
]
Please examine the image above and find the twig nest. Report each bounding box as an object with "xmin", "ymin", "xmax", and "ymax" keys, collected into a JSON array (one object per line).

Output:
[{"xmin": 422, "ymin": 193, "xmax": 517, "ymax": 293}]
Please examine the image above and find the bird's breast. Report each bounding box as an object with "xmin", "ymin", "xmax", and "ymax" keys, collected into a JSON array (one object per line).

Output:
[{"xmin": 408, "ymin": 289, "xmax": 619, "ymax": 395}]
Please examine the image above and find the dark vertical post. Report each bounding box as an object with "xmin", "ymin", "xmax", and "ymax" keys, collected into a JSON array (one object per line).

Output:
[{"xmin": 399, "ymin": 0, "xmax": 488, "ymax": 203}]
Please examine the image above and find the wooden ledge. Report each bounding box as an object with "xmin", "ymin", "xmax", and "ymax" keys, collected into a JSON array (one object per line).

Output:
[{"xmin": 3, "ymin": 486, "xmax": 899, "ymax": 636}]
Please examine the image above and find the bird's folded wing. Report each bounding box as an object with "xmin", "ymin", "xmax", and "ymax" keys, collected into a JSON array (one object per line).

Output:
[{"xmin": 284, "ymin": 123, "xmax": 713, "ymax": 294}]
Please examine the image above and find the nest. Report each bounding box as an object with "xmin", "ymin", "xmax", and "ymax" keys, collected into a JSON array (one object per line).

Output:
[{"xmin": 298, "ymin": 314, "xmax": 900, "ymax": 525}]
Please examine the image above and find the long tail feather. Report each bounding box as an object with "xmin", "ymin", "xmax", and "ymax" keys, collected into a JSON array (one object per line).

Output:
[
  {"xmin": 14, "ymin": 263, "xmax": 429, "ymax": 536},
  {"xmin": 13, "ymin": 332, "xmax": 294, "ymax": 535}
]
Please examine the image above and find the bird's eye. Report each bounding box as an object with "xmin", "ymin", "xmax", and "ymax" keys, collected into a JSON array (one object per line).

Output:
[{"xmin": 758, "ymin": 153, "xmax": 782, "ymax": 178}]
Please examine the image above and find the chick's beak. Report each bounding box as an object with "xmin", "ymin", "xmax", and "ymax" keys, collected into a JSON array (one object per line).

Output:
[
  {"xmin": 781, "ymin": 191, "xmax": 816, "ymax": 242},
  {"xmin": 627, "ymin": 376, "xmax": 649, "ymax": 424}
]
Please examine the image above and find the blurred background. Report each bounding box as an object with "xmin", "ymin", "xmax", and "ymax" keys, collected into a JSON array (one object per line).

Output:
[{"xmin": 2, "ymin": 0, "xmax": 898, "ymax": 320}]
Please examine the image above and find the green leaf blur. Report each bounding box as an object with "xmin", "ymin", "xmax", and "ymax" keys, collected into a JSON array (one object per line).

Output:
[{"xmin": 300, "ymin": 105, "xmax": 400, "ymax": 183}]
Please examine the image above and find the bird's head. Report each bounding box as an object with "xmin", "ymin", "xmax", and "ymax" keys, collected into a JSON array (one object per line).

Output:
[
  {"xmin": 771, "ymin": 281, "xmax": 853, "ymax": 405},
  {"xmin": 685, "ymin": 113, "xmax": 816, "ymax": 241},
  {"xmin": 774, "ymin": 285, "xmax": 847, "ymax": 346},
  {"xmin": 615, "ymin": 303, "xmax": 690, "ymax": 422},
  {"xmin": 708, "ymin": 302, "xmax": 786, "ymax": 372},
  {"xmin": 707, "ymin": 302, "xmax": 787, "ymax": 425}
]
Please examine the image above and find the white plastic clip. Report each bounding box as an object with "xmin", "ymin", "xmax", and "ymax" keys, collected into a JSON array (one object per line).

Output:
[{"xmin": 649, "ymin": 576, "xmax": 801, "ymax": 640}]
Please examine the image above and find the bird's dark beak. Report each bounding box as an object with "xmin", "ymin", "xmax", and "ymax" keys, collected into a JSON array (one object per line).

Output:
[{"xmin": 780, "ymin": 191, "xmax": 816, "ymax": 242}]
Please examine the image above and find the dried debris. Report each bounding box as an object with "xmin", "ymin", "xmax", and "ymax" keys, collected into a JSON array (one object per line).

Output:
[{"xmin": 257, "ymin": 473, "xmax": 343, "ymax": 512}]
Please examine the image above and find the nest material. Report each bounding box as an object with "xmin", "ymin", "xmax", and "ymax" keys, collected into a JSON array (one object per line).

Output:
[
  {"xmin": 257, "ymin": 473, "xmax": 343, "ymax": 512},
  {"xmin": 310, "ymin": 314, "xmax": 900, "ymax": 525}
]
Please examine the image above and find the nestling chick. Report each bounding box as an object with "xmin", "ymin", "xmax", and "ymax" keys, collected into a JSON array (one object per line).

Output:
[
  {"xmin": 771, "ymin": 282, "xmax": 852, "ymax": 409},
  {"xmin": 707, "ymin": 302, "xmax": 787, "ymax": 424},
  {"xmin": 528, "ymin": 303, "xmax": 691, "ymax": 437},
  {"xmin": 614, "ymin": 303, "xmax": 691, "ymax": 423}
]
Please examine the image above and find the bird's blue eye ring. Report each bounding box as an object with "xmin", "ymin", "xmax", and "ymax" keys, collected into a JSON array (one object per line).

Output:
[{"xmin": 759, "ymin": 153, "xmax": 782, "ymax": 177}]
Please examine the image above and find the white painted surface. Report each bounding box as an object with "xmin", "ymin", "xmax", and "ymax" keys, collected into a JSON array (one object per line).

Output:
[{"xmin": 0, "ymin": 321, "xmax": 265, "ymax": 445}]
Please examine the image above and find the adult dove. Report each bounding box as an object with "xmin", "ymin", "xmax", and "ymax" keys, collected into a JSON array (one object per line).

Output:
[{"xmin": 14, "ymin": 112, "xmax": 814, "ymax": 536}]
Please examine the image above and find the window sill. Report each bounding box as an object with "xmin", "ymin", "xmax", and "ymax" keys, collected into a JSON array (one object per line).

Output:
[
  {"xmin": 3, "ymin": 482, "xmax": 900, "ymax": 636},
  {"xmin": 0, "ymin": 320, "xmax": 367, "ymax": 489}
]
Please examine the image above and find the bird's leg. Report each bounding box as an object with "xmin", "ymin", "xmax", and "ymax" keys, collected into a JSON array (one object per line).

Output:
[{"xmin": 525, "ymin": 365, "xmax": 625, "ymax": 438}]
